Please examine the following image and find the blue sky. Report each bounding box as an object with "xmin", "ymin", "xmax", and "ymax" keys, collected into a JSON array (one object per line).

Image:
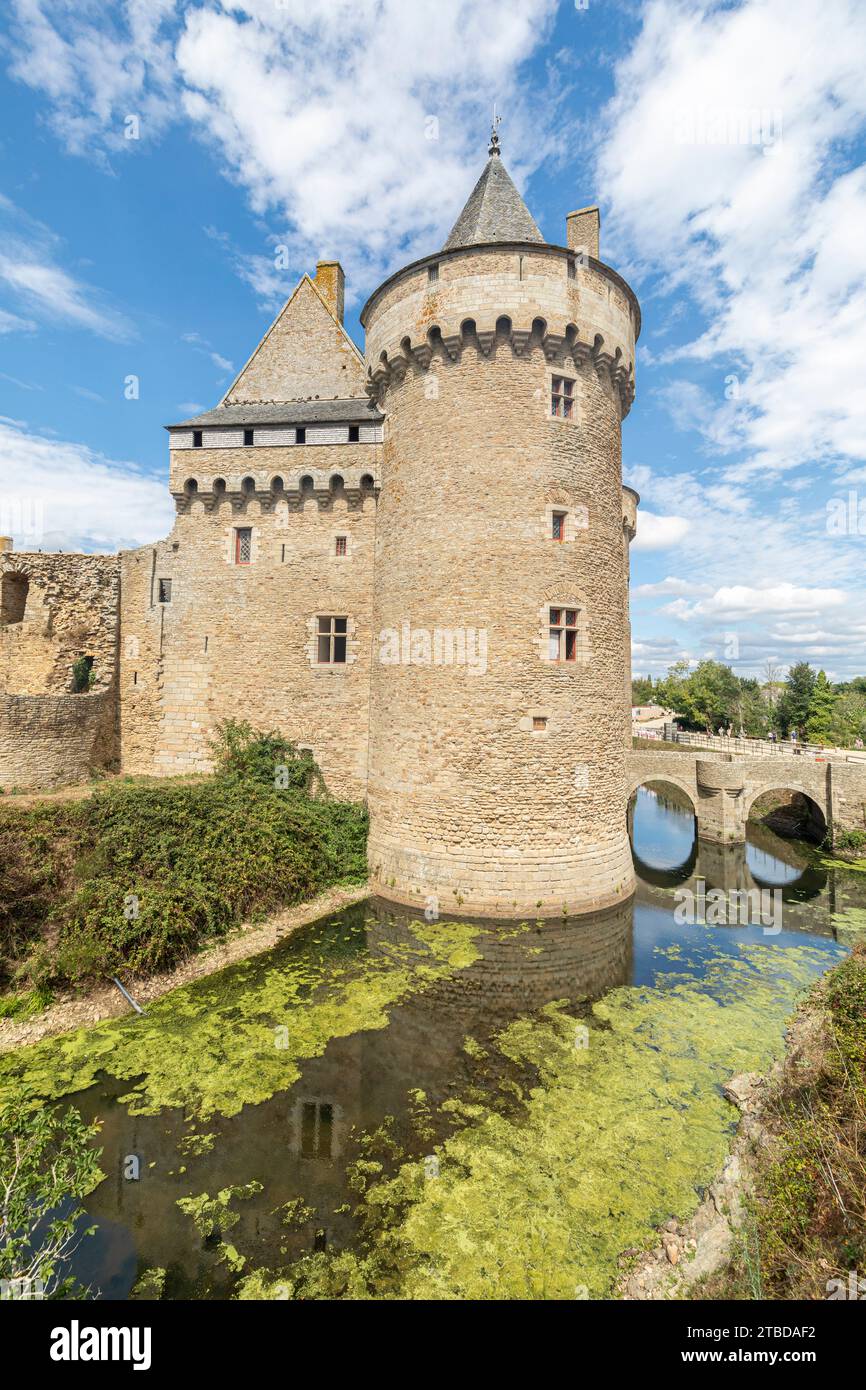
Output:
[{"xmin": 1, "ymin": 0, "xmax": 864, "ymax": 680}]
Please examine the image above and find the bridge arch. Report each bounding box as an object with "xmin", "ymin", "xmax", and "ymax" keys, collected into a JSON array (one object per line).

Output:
[
  {"xmin": 626, "ymin": 773, "xmax": 697, "ymax": 813},
  {"xmin": 744, "ymin": 783, "xmax": 827, "ymax": 843}
]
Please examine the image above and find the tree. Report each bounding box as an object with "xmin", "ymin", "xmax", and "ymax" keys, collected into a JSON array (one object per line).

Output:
[
  {"xmin": 738, "ymin": 678, "xmax": 772, "ymax": 737},
  {"xmin": 631, "ymin": 675, "xmax": 655, "ymax": 705},
  {"xmin": 829, "ymin": 691, "xmax": 866, "ymax": 748},
  {"xmin": 805, "ymin": 670, "xmax": 837, "ymax": 745},
  {"xmin": 682, "ymin": 660, "xmax": 741, "ymax": 733},
  {"xmin": 655, "ymin": 660, "xmax": 693, "ymax": 721},
  {"xmin": 776, "ymin": 662, "xmax": 817, "ymax": 736},
  {"xmin": 0, "ymin": 1104, "xmax": 102, "ymax": 1300}
]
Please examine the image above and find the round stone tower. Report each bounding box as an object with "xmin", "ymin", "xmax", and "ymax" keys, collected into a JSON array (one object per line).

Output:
[{"xmin": 361, "ymin": 132, "xmax": 640, "ymax": 918}]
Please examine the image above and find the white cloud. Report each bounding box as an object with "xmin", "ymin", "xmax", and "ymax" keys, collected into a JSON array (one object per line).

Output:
[
  {"xmin": 631, "ymin": 511, "xmax": 691, "ymax": 550},
  {"xmin": 0, "ymin": 417, "xmax": 173, "ymax": 552},
  {"xmin": 632, "ymin": 575, "xmax": 706, "ymax": 597},
  {"xmin": 0, "ymin": 307, "xmax": 37, "ymax": 334},
  {"xmin": 674, "ymin": 583, "xmax": 848, "ymax": 622},
  {"xmin": 181, "ymin": 331, "xmax": 234, "ymax": 376},
  {"xmin": 7, "ymin": 0, "xmax": 180, "ymax": 161},
  {"xmin": 6, "ymin": 2, "xmax": 561, "ymax": 295},
  {"xmin": 0, "ymin": 197, "xmax": 134, "ymax": 340},
  {"xmin": 599, "ymin": 0, "xmax": 866, "ymax": 481}
]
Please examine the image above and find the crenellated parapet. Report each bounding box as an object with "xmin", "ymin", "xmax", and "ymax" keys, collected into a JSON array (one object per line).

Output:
[
  {"xmin": 361, "ymin": 241, "xmax": 639, "ymax": 419},
  {"xmin": 365, "ymin": 313, "xmax": 636, "ymax": 418},
  {"xmin": 168, "ymin": 468, "xmax": 380, "ymax": 514}
]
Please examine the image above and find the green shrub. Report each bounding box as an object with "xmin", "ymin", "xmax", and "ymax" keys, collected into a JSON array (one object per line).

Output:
[
  {"xmin": 0, "ymin": 727, "xmax": 367, "ymax": 990},
  {"xmin": 833, "ymin": 828, "xmax": 866, "ymax": 853},
  {"xmin": 70, "ymin": 657, "xmax": 95, "ymax": 693}
]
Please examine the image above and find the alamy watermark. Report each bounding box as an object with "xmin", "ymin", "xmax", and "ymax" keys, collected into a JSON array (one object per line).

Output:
[
  {"xmin": 378, "ymin": 622, "xmax": 487, "ymax": 676},
  {"xmin": 674, "ymin": 883, "xmax": 782, "ymax": 934},
  {"xmin": 826, "ymin": 491, "xmax": 866, "ymax": 536},
  {"xmin": 673, "ymin": 106, "xmax": 782, "ymax": 149}
]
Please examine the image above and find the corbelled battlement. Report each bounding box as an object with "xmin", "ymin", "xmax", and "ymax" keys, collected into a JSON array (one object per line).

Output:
[
  {"xmin": 169, "ymin": 469, "xmax": 380, "ymax": 511},
  {"xmin": 365, "ymin": 312, "xmax": 636, "ymax": 418},
  {"xmin": 361, "ymin": 241, "xmax": 638, "ymax": 419}
]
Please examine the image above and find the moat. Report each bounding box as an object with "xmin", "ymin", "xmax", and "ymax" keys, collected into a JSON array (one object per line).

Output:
[{"xmin": 6, "ymin": 786, "xmax": 864, "ymax": 1300}]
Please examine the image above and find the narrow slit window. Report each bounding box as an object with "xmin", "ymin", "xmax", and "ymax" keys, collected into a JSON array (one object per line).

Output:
[
  {"xmin": 192, "ymin": 430, "xmax": 203, "ymax": 448},
  {"xmin": 158, "ymin": 578, "xmax": 172, "ymax": 603},
  {"xmin": 235, "ymin": 527, "xmax": 252, "ymax": 565},
  {"xmin": 296, "ymin": 427, "xmax": 306, "ymax": 445},
  {"xmin": 317, "ymin": 615, "xmax": 348, "ymax": 664},
  {"xmin": 243, "ymin": 428, "xmax": 254, "ymax": 446},
  {"xmin": 552, "ymin": 511, "xmax": 566, "ymax": 541},
  {"xmin": 300, "ymin": 1100, "xmax": 333, "ymax": 1160},
  {"xmin": 551, "ymin": 376, "xmax": 574, "ymax": 419},
  {"xmin": 548, "ymin": 606, "xmax": 580, "ymax": 662},
  {"xmin": 428, "ymin": 263, "xmax": 439, "ymax": 284},
  {"xmin": 335, "ymin": 535, "xmax": 347, "ymax": 557},
  {"xmin": 348, "ymin": 425, "xmax": 360, "ymax": 442}
]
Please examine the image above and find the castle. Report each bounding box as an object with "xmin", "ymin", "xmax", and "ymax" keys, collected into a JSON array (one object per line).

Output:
[{"xmin": 0, "ymin": 134, "xmax": 641, "ymax": 918}]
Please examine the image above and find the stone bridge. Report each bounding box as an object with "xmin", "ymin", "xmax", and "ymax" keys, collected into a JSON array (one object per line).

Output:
[{"xmin": 626, "ymin": 748, "xmax": 866, "ymax": 846}]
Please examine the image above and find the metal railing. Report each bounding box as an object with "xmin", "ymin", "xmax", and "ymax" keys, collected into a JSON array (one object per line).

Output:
[{"xmin": 632, "ymin": 725, "xmax": 863, "ymax": 763}]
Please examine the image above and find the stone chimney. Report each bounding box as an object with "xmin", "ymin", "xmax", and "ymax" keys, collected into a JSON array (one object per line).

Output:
[
  {"xmin": 314, "ymin": 260, "xmax": 345, "ymax": 323},
  {"xmin": 566, "ymin": 206, "xmax": 600, "ymax": 261},
  {"xmin": 0, "ymin": 537, "xmax": 13, "ymax": 554}
]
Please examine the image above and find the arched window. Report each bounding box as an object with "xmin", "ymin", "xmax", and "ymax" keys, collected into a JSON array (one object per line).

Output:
[{"xmin": 0, "ymin": 572, "xmax": 28, "ymax": 625}]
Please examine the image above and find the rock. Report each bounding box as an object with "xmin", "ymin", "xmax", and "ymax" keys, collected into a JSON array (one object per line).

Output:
[
  {"xmin": 723, "ymin": 1073, "xmax": 760, "ymax": 1110},
  {"xmin": 665, "ymin": 1242, "xmax": 679, "ymax": 1266}
]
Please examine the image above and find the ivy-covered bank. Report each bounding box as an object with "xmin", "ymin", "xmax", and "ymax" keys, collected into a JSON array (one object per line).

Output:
[
  {"xmin": 696, "ymin": 943, "xmax": 866, "ymax": 1301},
  {"xmin": 0, "ymin": 722, "xmax": 367, "ymax": 997}
]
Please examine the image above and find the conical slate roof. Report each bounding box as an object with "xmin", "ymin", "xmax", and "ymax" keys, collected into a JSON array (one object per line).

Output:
[{"xmin": 443, "ymin": 143, "xmax": 543, "ymax": 250}]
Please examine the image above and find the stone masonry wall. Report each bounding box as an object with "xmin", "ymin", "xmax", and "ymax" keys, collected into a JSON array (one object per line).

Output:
[
  {"xmin": 118, "ymin": 442, "xmax": 381, "ymax": 800},
  {"xmin": 363, "ymin": 244, "xmax": 639, "ymax": 917},
  {"xmin": 0, "ymin": 550, "xmax": 119, "ymax": 697},
  {"xmin": 0, "ymin": 690, "xmax": 115, "ymax": 790}
]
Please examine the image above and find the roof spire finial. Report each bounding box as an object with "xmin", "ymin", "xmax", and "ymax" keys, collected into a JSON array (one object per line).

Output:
[{"xmin": 489, "ymin": 103, "xmax": 502, "ymax": 157}]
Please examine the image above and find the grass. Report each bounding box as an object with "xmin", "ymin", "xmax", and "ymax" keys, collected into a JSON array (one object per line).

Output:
[
  {"xmin": 695, "ymin": 945, "xmax": 866, "ymax": 1300},
  {"xmin": 0, "ymin": 721, "xmax": 367, "ymax": 993}
]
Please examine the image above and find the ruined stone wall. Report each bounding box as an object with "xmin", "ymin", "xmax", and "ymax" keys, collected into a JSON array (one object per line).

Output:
[
  {"xmin": 362, "ymin": 243, "xmax": 639, "ymax": 918},
  {"xmin": 0, "ymin": 550, "xmax": 119, "ymax": 696},
  {"xmin": 0, "ymin": 690, "xmax": 116, "ymax": 790},
  {"xmin": 0, "ymin": 548, "xmax": 119, "ymax": 787},
  {"xmin": 119, "ymin": 443, "xmax": 381, "ymax": 800}
]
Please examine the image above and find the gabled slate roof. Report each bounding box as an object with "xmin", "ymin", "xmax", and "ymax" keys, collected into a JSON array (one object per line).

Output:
[
  {"xmin": 443, "ymin": 150, "xmax": 543, "ymax": 250},
  {"xmin": 165, "ymin": 399, "xmax": 382, "ymax": 430}
]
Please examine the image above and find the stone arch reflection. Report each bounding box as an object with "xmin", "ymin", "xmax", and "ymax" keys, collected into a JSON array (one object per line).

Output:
[{"xmin": 627, "ymin": 781, "xmax": 697, "ymax": 882}]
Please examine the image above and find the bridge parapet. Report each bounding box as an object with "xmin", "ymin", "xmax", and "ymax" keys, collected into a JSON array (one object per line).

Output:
[{"xmin": 627, "ymin": 748, "xmax": 866, "ymax": 847}]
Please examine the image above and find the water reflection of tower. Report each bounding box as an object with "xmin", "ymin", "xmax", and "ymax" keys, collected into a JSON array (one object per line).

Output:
[{"xmin": 358, "ymin": 897, "xmax": 632, "ymax": 1117}]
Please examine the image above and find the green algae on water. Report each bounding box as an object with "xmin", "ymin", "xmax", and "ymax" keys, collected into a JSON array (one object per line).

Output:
[
  {"xmin": 244, "ymin": 935, "xmax": 843, "ymax": 1301},
  {"xmin": 0, "ymin": 915, "xmax": 485, "ymax": 1121}
]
